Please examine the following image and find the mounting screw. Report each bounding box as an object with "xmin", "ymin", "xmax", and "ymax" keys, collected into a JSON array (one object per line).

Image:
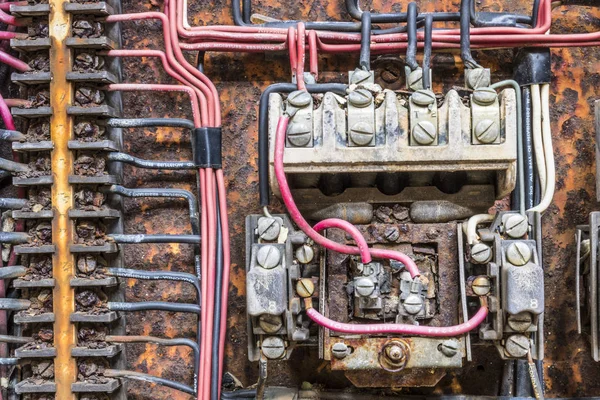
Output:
[
  {"xmin": 412, "ymin": 120, "xmax": 437, "ymax": 145},
  {"xmin": 287, "ymin": 90, "xmax": 312, "ymax": 108},
  {"xmin": 504, "ymin": 334, "xmax": 530, "ymax": 358},
  {"xmin": 355, "ymin": 277, "xmax": 375, "ymax": 297},
  {"xmin": 287, "ymin": 122, "xmax": 312, "ymax": 147},
  {"xmin": 411, "ymin": 89, "xmax": 436, "ymax": 106},
  {"xmin": 472, "ymin": 87, "xmax": 498, "ymax": 106},
  {"xmin": 350, "ymin": 69, "xmax": 372, "ymax": 85},
  {"xmin": 466, "ymin": 68, "xmax": 490, "ymax": 89},
  {"xmin": 261, "ymin": 336, "xmax": 286, "ymax": 360},
  {"xmin": 385, "ymin": 344, "xmax": 405, "ymax": 362},
  {"xmin": 296, "ymin": 278, "xmax": 315, "ymax": 298},
  {"xmin": 349, "ymin": 121, "xmax": 374, "ymax": 146},
  {"xmin": 440, "ymin": 339, "xmax": 459, "ymax": 357},
  {"xmin": 384, "ymin": 227, "xmax": 400, "ymax": 242},
  {"xmin": 474, "ymin": 119, "xmax": 499, "ymax": 143},
  {"xmin": 256, "ymin": 245, "xmax": 281, "ymax": 269},
  {"xmin": 504, "ymin": 214, "xmax": 529, "ymax": 239},
  {"xmin": 295, "ymin": 244, "xmax": 314, "ymax": 264},
  {"xmin": 381, "ymin": 65, "xmax": 401, "ymax": 83},
  {"xmin": 471, "ymin": 276, "xmax": 491, "ymax": 296},
  {"xmin": 403, "ymin": 293, "xmax": 423, "ymax": 315},
  {"xmin": 471, "ymin": 243, "xmax": 492, "ymax": 264},
  {"xmin": 407, "ymin": 68, "xmax": 423, "ymax": 90},
  {"xmin": 506, "ymin": 242, "xmax": 532, "ymax": 266},
  {"xmin": 507, "ymin": 312, "xmax": 533, "ymax": 332},
  {"xmin": 331, "ymin": 342, "xmax": 350, "ymax": 359},
  {"xmin": 348, "ymin": 89, "xmax": 373, "ymax": 108},
  {"xmin": 257, "ymin": 217, "xmax": 281, "ymax": 241},
  {"xmin": 258, "ymin": 314, "xmax": 283, "ymax": 333}
]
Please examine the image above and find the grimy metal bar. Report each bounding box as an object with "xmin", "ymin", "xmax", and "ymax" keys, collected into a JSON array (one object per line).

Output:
[{"xmin": 49, "ymin": 0, "xmax": 77, "ymax": 397}]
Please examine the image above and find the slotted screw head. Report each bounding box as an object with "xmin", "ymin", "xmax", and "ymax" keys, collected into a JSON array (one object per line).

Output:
[
  {"xmin": 440, "ymin": 339, "xmax": 459, "ymax": 357},
  {"xmin": 411, "ymin": 89, "xmax": 436, "ymax": 106},
  {"xmin": 287, "ymin": 90, "xmax": 312, "ymax": 108},
  {"xmin": 256, "ymin": 245, "xmax": 281, "ymax": 269},
  {"xmin": 471, "ymin": 276, "xmax": 491, "ymax": 296},
  {"xmin": 257, "ymin": 217, "xmax": 281, "ymax": 241},
  {"xmin": 412, "ymin": 120, "xmax": 437, "ymax": 145},
  {"xmin": 258, "ymin": 314, "xmax": 283, "ymax": 333},
  {"xmin": 261, "ymin": 336, "xmax": 286, "ymax": 359},
  {"xmin": 506, "ymin": 242, "xmax": 532, "ymax": 266},
  {"xmin": 332, "ymin": 342, "xmax": 349, "ymax": 359},
  {"xmin": 407, "ymin": 68, "xmax": 423, "ymax": 90},
  {"xmin": 507, "ymin": 312, "xmax": 533, "ymax": 332},
  {"xmin": 355, "ymin": 277, "xmax": 375, "ymax": 297},
  {"xmin": 472, "ymin": 87, "xmax": 498, "ymax": 106},
  {"xmin": 350, "ymin": 69, "xmax": 372, "ymax": 84},
  {"xmin": 295, "ymin": 244, "xmax": 314, "ymax": 264},
  {"xmin": 348, "ymin": 89, "xmax": 373, "ymax": 108},
  {"xmin": 296, "ymin": 278, "xmax": 315, "ymax": 298},
  {"xmin": 504, "ymin": 214, "xmax": 529, "ymax": 239},
  {"xmin": 474, "ymin": 119, "xmax": 499, "ymax": 143},
  {"xmin": 471, "ymin": 243, "xmax": 492, "ymax": 264},
  {"xmin": 349, "ymin": 121, "xmax": 374, "ymax": 146},
  {"xmin": 384, "ymin": 227, "xmax": 400, "ymax": 242},
  {"xmin": 466, "ymin": 68, "xmax": 490, "ymax": 89},
  {"xmin": 505, "ymin": 334, "xmax": 530, "ymax": 358},
  {"xmin": 403, "ymin": 293, "xmax": 423, "ymax": 315},
  {"xmin": 287, "ymin": 122, "xmax": 312, "ymax": 147}
]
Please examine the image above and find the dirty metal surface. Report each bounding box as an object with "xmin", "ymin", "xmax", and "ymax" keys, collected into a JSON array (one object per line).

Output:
[{"xmin": 114, "ymin": 0, "xmax": 600, "ymax": 398}]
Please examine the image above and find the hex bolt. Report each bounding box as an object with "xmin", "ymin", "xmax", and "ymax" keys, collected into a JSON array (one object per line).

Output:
[
  {"xmin": 258, "ymin": 314, "xmax": 283, "ymax": 333},
  {"xmin": 355, "ymin": 277, "xmax": 375, "ymax": 297},
  {"xmin": 349, "ymin": 121, "xmax": 375, "ymax": 146},
  {"xmin": 412, "ymin": 120, "xmax": 437, "ymax": 145},
  {"xmin": 287, "ymin": 122, "xmax": 312, "ymax": 147},
  {"xmin": 474, "ymin": 119, "xmax": 499, "ymax": 144},
  {"xmin": 348, "ymin": 89, "xmax": 373, "ymax": 108},
  {"xmin": 257, "ymin": 217, "xmax": 281, "ymax": 241},
  {"xmin": 471, "ymin": 243, "xmax": 493, "ymax": 264},
  {"xmin": 507, "ymin": 312, "xmax": 533, "ymax": 332},
  {"xmin": 384, "ymin": 227, "xmax": 400, "ymax": 242},
  {"xmin": 504, "ymin": 214, "xmax": 529, "ymax": 239},
  {"xmin": 466, "ymin": 68, "xmax": 490, "ymax": 89},
  {"xmin": 350, "ymin": 69, "xmax": 372, "ymax": 85},
  {"xmin": 472, "ymin": 87, "xmax": 498, "ymax": 106},
  {"xmin": 403, "ymin": 293, "xmax": 423, "ymax": 315},
  {"xmin": 386, "ymin": 345, "xmax": 404, "ymax": 362},
  {"xmin": 295, "ymin": 244, "xmax": 314, "ymax": 264},
  {"xmin": 407, "ymin": 69, "xmax": 423, "ymax": 90},
  {"xmin": 296, "ymin": 278, "xmax": 315, "ymax": 298},
  {"xmin": 331, "ymin": 342, "xmax": 349, "ymax": 359},
  {"xmin": 256, "ymin": 245, "xmax": 281, "ymax": 269},
  {"xmin": 504, "ymin": 334, "xmax": 530, "ymax": 358},
  {"xmin": 506, "ymin": 242, "xmax": 532, "ymax": 266},
  {"xmin": 471, "ymin": 276, "xmax": 491, "ymax": 296},
  {"xmin": 440, "ymin": 339, "xmax": 459, "ymax": 357},
  {"xmin": 411, "ymin": 89, "xmax": 436, "ymax": 106},
  {"xmin": 287, "ymin": 90, "xmax": 312, "ymax": 108},
  {"xmin": 261, "ymin": 336, "xmax": 286, "ymax": 360}
]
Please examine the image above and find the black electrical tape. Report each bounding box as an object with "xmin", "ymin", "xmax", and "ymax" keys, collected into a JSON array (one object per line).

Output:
[
  {"xmin": 513, "ymin": 48, "xmax": 551, "ymax": 86},
  {"xmin": 193, "ymin": 127, "xmax": 222, "ymax": 168}
]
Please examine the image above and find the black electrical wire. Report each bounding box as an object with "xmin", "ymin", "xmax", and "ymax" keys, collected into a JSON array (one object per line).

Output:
[
  {"xmin": 106, "ymin": 118, "xmax": 195, "ymax": 130},
  {"xmin": 405, "ymin": 3, "xmax": 419, "ymax": 72},
  {"xmin": 469, "ymin": 0, "xmax": 532, "ymax": 27},
  {"xmin": 359, "ymin": 12, "xmax": 371, "ymax": 71},
  {"xmin": 107, "ymin": 152, "xmax": 196, "ymax": 170},
  {"xmin": 197, "ymin": 51, "xmax": 206, "ymax": 75},
  {"xmin": 108, "ymin": 301, "xmax": 201, "ymax": 314},
  {"xmin": 0, "ymin": 198, "xmax": 27, "ymax": 209},
  {"xmin": 0, "ymin": 299, "xmax": 30, "ymax": 311},
  {"xmin": 106, "ymin": 268, "xmax": 200, "ymax": 296},
  {"xmin": 221, "ymin": 389, "xmax": 258, "ymax": 399},
  {"xmin": 0, "ymin": 334, "xmax": 32, "ymax": 344},
  {"xmin": 242, "ymin": 0, "xmax": 251, "ymax": 24},
  {"xmin": 109, "ymin": 234, "xmax": 201, "ymax": 244},
  {"xmin": 0, "ymin": 130, "xmax": 25, "ymax": 142},
  {"xmin": 0, "ymin": 358, "xmax": 17, "ymax": 366},
  {"xmin": 0, "ymin": 266, "xmax": 26, "ymax": 280},
  {"xmin": 258, "ymin": 83, "xmax": 348, "ymax": 207},
  {"xmin": 422, "ymin": 14, "xmax": 433, "ymax": 90},
  {"xmin": 460, "ymin": 0, "xmax": 480, "ymax": 69},
  {"xmin": 104, "ymin": 369, "xmax": 195, "ymax": 395},
  {"xmin": 0, "ymin": 158, "xmax": 29, "ymax": 174},
  {"xmin": 0, "ymin": 232, "xmax": 29, "ymax": 245},
  {"xmin": 211, "ymin": 190, "xmax": 223, "ymax": 400},
  {"xmin": 523, "ymin": 86, "xmax": 535, "ymax": 210}
]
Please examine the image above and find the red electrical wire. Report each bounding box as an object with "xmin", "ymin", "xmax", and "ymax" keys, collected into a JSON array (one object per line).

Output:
[
  {"xmin": 288, "ymin": 27, "xmax": 297, "ymax": 80},
  {"xmin": 308, "ymin": 30, "xmax": 318, "ymax": 80},
  {"xmin": 0, "ymin": 49, "xmax": 30, "ymax": 72},
  {"xmin": 296, "ymin": 23, "xmax": 306, "ymax": 90}
]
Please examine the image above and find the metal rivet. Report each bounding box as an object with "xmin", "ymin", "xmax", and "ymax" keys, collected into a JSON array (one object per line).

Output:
[
  {"xmin": 505, "ymin": 214, "xmax": 529, "ymax": 239},
  {"xmin": 257, "ymin": 217, "xmax": 281, "ymax": 241},
  {"xmin": 474, "ymin": 119, "xmax": 499, "ymax": 144},
  {"xmin": 506, "ymin": 242, "xmax": 532, "ymax": 266},
  {"xmin": 412, "ymin": 120, "xmax": 437, "ymax": 145},
  {"xmin": 349, "ymin": 121, "xmax": 374, "ymax": 146},
  {"xmin": 256, "ymin": 245, "xmax": 281, "ymax": 269},
  {"xmin": 471, "ymin": 243, "xmax": 492, "ymax": 264}
]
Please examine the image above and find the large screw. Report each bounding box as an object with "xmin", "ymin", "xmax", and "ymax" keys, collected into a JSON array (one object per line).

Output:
[
  {"xmin": 257, "ymin": 217, "xmax": 281, "ymax": 241},
  {"xmin": 256, "ymin": 245, "xmax": 281, "ymax": 269},
  {"xmin": 384, "ymin": 227, "xmax": 400, "ymax": 242},
  {"xmin": 287, "ymin": 90, "xmax": 312, "ymax": 108},
  {"xmin": 411, "ymin": 89, "xmax": 436, "ymax": 106},
  {"xmin": 471, "ymin": 276, "xmax": 491, "ymax": 296},
  {"xmin": 261, "ymin": 336, "xmax": 286, "ymax": 360},
  {"xmin": 507, "ymin": 312, "xmax": 533, "ymax": 332},
  {"xmin": 506, "ymin": 242, "xmax": 532, "ymax": 266},
  {"xmin": 381, "ymin": 66, "xmax": 401, "ymax": 83},
  {"xmin": 355, "ymin": 277, "xmax": 375, "ymax": 297},
  {"xmin": 295, "ymin": 244, "xmax": 314, "ymax": 264},
  {"xmin": 504, "ymin": 334, "xmax": 530, "ymax": 358},
  {"xmin": 472, "ymin": 87, "xmax": 498, "ymax": 106},
  {"xmin": 466, "ymin": 68, "xmax": 490, "ymax": 89},
  {"xmin": 471, "ymin": 243, "xmax": 492, "ymax": 264},
  {"xmin": 287, "ymin": 122, "xmax": 312, "ymax": 147},
  {"xmin": 412, "ymin": 120, "xmax": 437, "ymax": 145},
  {"xmin": 350, "ymin": 69, "xmax": 372, "ymax": 85},
  {"xmin": 348, "ymin": 89, "xmax": 373, "ymax": 108},
  {"xmin": 331, "ymin": 342, "xmax": 350, "ymax": 359},
  {"xmin": 474, "ymin": 119, "xmax": 499, "ymax": 144},
  {"xmin": 407, "ymin": 68, "xmax": 423, "ymax": 90},
  {"xmin": 296, "ymin": 278, "xmax": 315, "ymax": 298},
  {"xmin": 349, "ymin": 121, "xmax": 374, "ymax": 146},
  {"xmin": 440, "ymin": 339, "xmax": 459, "ymax": 357},
  {"xmin": 504, "ymin": 214, "xmax": 529, "ymax": 239},
  {"xmin": 403, "ymin": 293, "xmax": 423, "ymax": 315},
  {"xmin": 258, "ymin": 314, "xmax": 283, "ymax": 333}
]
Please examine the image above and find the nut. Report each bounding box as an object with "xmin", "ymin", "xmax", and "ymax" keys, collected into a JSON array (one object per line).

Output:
[
  {"xmin": 256, "ymin": 245, "xmax": 281, "ymax": 269},
  {"xmin": 507, "ymin": 312, "xmax": 533, "ymax": 332},
  {"xmin": 296, "ymin": 278, "xmax": 315, "ymax": 298},
  {"xmin": 471, "ymin": 276, "xmax": 491, "ymax": 296},
  {"xmin": 471, "ymin": 243, "xmax": 492, "ymax": 264},
  {"xmin": 504, "ymin": 214, "xmax": 529, "ymax": 238},
  {"xmin": 474, "ymin": 119, "xmax": 499, "ymax": 143},
  {"xmin": 348, "ymin": 89, "xmax": 373, "ymax": 108},
  {"xmin": 440, "ymin": 339, "xmax": 459, "ymax": 357},
  {"xmin": 472, "ymin": 87, "xmax": 498, "ymax": 106},
  {"xmin": 403, "ymin": 293, "xmax": 423, "ymax": 315},
  {"xmin": 504, "ymin": 334, "xmax": 530, "ymax": 358},
  {"xmin": 331, "ymin": 342, "xmax": 350, "ymax": 359},
  {"xmin": 506, "ymin": 242, "xmax": 532, "ymax": 266},
  {"xmin": 257, "ymin": 217, "xmax": 281, "ymax": 241},
  {"xmin": 258, "ymin": 314, "xmax": 283, "ymax": 333},
  {"xmin": 287, "ymin": 90, "xmax": 312, "ymax": 108},
  {"xmin": 295, "ymin": 244, "xmax": 314, "ymax": 264},
  {"xmin": 355, "ymin": 277, "xmax": 375, "ymax": 297},
  {"xmin": 411, "ymin": 89, "xmax": 436, "ymax": 106},
  {"xmin": 349, "ymin": 121, "xmax": 374, "ymax": 146},
  {"xmin": 412, "ymin": 120, "xmax": 437, "ymax": 145},
  {"xmin": 286, "ymin": 122, "xmax": 312, "ymax": 147},
  {"xmin": 261, "ymin": 336, "xmax": 286, "ymax": 360}
]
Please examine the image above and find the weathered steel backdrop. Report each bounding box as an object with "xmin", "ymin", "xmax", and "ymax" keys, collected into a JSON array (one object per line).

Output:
[{"xmin": 116, "ymin": 0, "xmax": 600, "ymax": 398}]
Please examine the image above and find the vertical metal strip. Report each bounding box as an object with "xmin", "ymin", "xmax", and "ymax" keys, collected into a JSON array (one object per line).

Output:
[{"xmin": 49, "ymin": 0, "xmax": 77, "ymax": 397}]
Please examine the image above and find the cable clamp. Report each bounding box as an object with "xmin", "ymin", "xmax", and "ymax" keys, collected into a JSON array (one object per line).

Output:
[{"xmin": 193, "ymin": 127, "xmax": 222, "ymax": 168}]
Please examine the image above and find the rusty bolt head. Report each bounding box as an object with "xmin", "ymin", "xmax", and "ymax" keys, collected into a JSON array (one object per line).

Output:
[
  {"xmin": 412, "ymin": 120, "xmax": 437, "ymax": 145},
  {"xmin": 332, "ymin": 342, "xmax": 350, "ymax": 359},
  {"xmin": 471, "ymin": 276, "xmax": 491, "ymax": 296},
  {"xmin": 258, "ymin": 314, "xmax": 283, "ymax": 333},
  {"xmin": 471, "ymin": 243, "xmax": 492, "ymax": 264},
  {"xmin": 385, "ymin": 345, "xmax": 405, "ymax": 362},
  {"xmin": 403, "ymin": 293, "xmax": 423, "ymax": 315},
  {"xmin": 504, "ymin": 214, "xmax": 529, "ymax": 239},
  {"xmin": 256, "ymin": 245, "xmax": 281, "ymax": 269},
  {"xmin": 296, "ymin": 278, "xmax": 315, "ymax": 298},
  {"xmin": 349, "ymin": 121, "xmax": 374, "ymax": 146},
  {"xmin": 506, "ymin": 242, "xmax": 532, "ymax": 266},
  {"xmin": 440, "ymin": 339, "xmax": 459, "ymax": 357},
  {"xmin": 380, "ymin": 340, "xmax": 409, "ymax": 371},
  {"xmin": 350, "ymin": 69, "xmax": 372, "ymax": 85},
  {"xmin": 348, "ymin": 89, "xmax": 373, "ymax": 108},
  {"xmin": 295, "ymin": 244, "xmax": 314, "ymax": 264},
  {"xmin": 77, "ymin": 255, "xmax": 97, "ymax": 274},
  {"xmin": 474, "ymin": 119, "xmax": 499, "ymax": 144},
  {"xmin": 261, "ymin": 336, "xmax": 286, "ymax": 360},
  {"xmin": 257, "ymin": 217, "xmax": 281, "ymax": 241},
  {"xmin": 380, "ymin": 66, "xmax": 401, "ymax": 83},
  {"xmin": 355, "ymin": 277, "xmax": 375, "ymax": 297},
  {"xmin": 505, "ymin": 334, "xmax": 530, "ymax": 358},
  {"xmin": 411, "ymin": 89, "xmax": 436, "ymax": 106},
  {"xmin": 472, "ymin": 87, "xmax": 498, "ymax": 106},
  {"xmin": 466, "ymin": 68, "xmax": 490, "ymax": 89},
  {"xmin": 286, "ymin": 122, "xmax": 312, "ymax": 147},
  {"xmin": 507, "ymin": 312, "xmax": 533, "ymax": 332},
  {"xmin": 384, "ymin": 227, "xmax": 400, "ymax": 242},
  {"xmin": 407, "ymin": 68, "xmax": 423, "ymax": 90},
  {"xmin": 287, "ymin": 90, "xmax": 312, "ymax": 108}
]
